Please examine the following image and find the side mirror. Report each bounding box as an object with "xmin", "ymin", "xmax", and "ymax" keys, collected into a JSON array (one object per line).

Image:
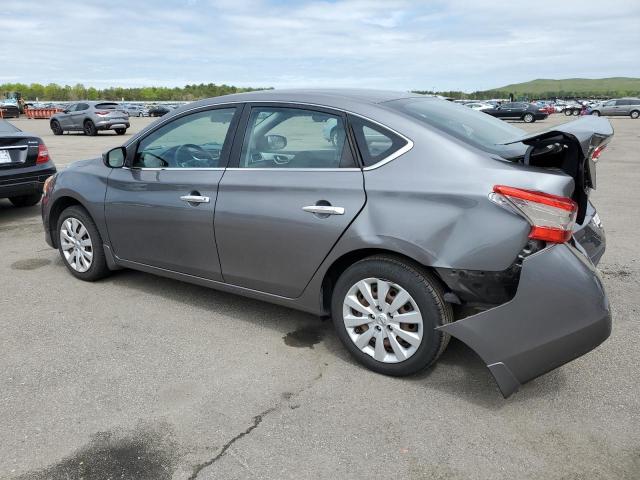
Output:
[
  {"xmin": 266, "ymin": 134, "xmax": 287, "ymax": 151},
  {"xmin": 103, "ymin": 146, "xmax": 126, "ymax": 168},
  {"xmin": 63, "ymin": 110, "xmax": 70, "ymax": 114}
]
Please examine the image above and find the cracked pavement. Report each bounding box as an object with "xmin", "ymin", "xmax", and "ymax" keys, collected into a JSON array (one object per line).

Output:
[{"xmin": 1, "ymin": 116, "xmax": 639, "ymax": 479}]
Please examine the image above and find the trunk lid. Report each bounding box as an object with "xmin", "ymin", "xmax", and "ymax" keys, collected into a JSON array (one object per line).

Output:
[
  {"xmin": 0, "ymin": 129, "xmax": 40, "ymax": 169},
  {"xmin": 502, "ymin": 116, "xmax": 613, "ymax": 223}
]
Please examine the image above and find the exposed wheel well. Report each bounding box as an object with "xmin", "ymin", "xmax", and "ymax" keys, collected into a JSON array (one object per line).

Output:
[
  {"xmin": 320, "ymin": 248, "xmax": 445, "ymax": 314},
  {"xmin": 48, "ymin": 196, "xmax": 83, "ymax": 247}
]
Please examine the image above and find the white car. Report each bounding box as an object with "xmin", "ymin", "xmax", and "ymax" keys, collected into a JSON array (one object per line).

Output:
[{"xmin": 465, "ymin": 102, "xmax": 493, "ymax": 111}]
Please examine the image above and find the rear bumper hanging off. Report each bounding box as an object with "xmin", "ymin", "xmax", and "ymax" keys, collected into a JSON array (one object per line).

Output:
[{"xmin": 437, "ymin": 243, "xmax": 611, "ymax": 397}]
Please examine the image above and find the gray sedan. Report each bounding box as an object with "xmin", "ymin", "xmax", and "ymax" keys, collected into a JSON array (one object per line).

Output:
[
  {"xmin": 50, "ymin": 101, "xmax": 130, "ymax": 136},
  {"xmin": 41, "ymin": 89, "xmax": 613, "ymax": 397}
]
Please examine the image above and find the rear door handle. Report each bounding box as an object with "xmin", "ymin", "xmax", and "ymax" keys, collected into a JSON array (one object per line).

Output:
[
  {"xmin": 302, "ymin": 205, "xmax": 345, "ymax": 215},
  {"xmin": 180, "ymin": 195, "xmax": 210, "ymax": 204}
]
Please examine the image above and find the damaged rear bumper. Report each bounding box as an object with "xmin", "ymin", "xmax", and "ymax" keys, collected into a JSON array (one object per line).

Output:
[{"xmin": 437, "ymin": 243, "xmax": 611, "ymax": 398}]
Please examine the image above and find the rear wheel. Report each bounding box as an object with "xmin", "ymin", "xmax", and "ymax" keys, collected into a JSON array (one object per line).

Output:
[
  {"xmin": 523, "ymin": 113, "xmax": 535, "ymax": 123},
  {"xmin": 83, "ymin": 120, "xmax": 97, "ymax": 136},
  {"xmin": 591, "ymin": 110, "xmax": 601, "ymax": 116},
  {"xmin": 630, "ymin": 110, "xmax": 640, "ymax": 119},
  {"xmin": 572, "ymin": 109, "xmax": 580, "ymax": 116},
  {"xmin": 115, "ymin": 128, "xmax": 127, "ymax": 135},
  {"xmin": 57, "ymin": 205, "xmax": 110, "ymax": 281},
  {"xmin": 564, "ymin": 109, "xmax": 573, "ymax": 116},
  {"xmin": 9, "ymin": 193, "xmax": 41, "ymax": 207},
  {"xmin": 331, "ymin": 255, "xmax": 452, "ymax": 376},
  {"xmin": 50, "ymin": 120, "xmax": 63, "ymax": 135}
]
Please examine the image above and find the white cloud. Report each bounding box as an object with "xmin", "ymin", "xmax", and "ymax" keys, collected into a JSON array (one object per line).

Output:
[{"xmin": 0, "ymin": 0, "xmax": 638, "ymax": 91}]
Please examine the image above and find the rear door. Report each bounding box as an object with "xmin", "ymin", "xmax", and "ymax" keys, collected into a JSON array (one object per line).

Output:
[
  {"xmin": 214, "ymin": 104, "xmax": 366, "ymax": 297},
  {"xmin": 105, "ymin": 106, "xmax": 241, "ymax": 280}
]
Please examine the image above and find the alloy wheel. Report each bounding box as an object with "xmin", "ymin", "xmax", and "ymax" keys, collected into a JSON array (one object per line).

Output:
[
  {"xmin": 342, "ymin": 277, "xmax": 423, "ymax": 363},
  {"xmin": 59, "ymin": 217, "xmax": 93, "ymax": 273}
]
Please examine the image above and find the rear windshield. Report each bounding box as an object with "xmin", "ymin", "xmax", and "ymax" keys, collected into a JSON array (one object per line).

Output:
[
  {"xmin": 386, "ymin": 98, "xmax": 526, "ymax": 155},
  {"xmin": 95, "ymin": 103, "xmax": 120, "ymax": 109}
]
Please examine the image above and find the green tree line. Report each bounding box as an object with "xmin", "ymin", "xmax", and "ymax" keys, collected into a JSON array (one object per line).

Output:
[{"xmin": 1, "ymin": 82, "xmax": 270, "ymax": 101}]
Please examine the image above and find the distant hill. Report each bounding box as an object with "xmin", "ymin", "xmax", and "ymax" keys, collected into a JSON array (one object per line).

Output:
[{"xmin": 476, "ymin": 77, "xmax": 640, "ymax": 98}]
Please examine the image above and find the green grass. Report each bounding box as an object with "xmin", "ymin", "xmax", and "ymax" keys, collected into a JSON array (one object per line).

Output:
[{"xmin": 478, "ymin": 77, "xmax": 640, "ymax": 98}]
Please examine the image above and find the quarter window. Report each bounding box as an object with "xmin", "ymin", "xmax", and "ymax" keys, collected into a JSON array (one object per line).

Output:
[
  {"xmin": 239, "ymin": 107, "xmax": 354, "ymax": 169},
  {"xmin": 133, "ymin": 108, "xmax": 237, "ymax": 169},
  {"xmin": 349, "ymin": 116, "xmax": 407, "ymax": 167}
]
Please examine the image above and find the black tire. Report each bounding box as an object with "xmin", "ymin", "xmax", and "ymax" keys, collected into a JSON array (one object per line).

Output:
[
  {"xmin": 9, "ymin": 193, "xmax": 41, "ymax": 207},
  {"xmin": 523, "ymin": 113, "xmax": 535, "ymax": 123},
  {"xmin": 591, "ymin": 110, "xmax": 601, "ymax": 116},
  {"xmin": 564, "ymin": 109, "xmax": 572, "ymax": 116},
  {"xmin": 50, "ymin": 120, "xmax": 63, "ymax": 135},
  {"xmin": 331, "ymin": 255, "xmax": 453, "ymax": 376},
  {"xmin": 83, "ymin": 120, "xmax": 97, "ymax": 136},
  {"xmin": 572, "ymin": 109, "xmax": 580, "ymax": 116},
  {"xmin": 56, "ymin": 205, "xmax": 110, "ymax": 281},
  {"xmin": 115, "ymin": 128, "xmax": 127, "ymax": 135},
  {"xmin": 630, "ymin": 110, "xmax": 640, "ymax": 119}
]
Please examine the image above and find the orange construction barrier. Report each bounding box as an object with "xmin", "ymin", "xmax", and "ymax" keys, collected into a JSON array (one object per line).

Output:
[{"xmin": 25, "ymin": 107, "xmax": 63, "ymax": 119}]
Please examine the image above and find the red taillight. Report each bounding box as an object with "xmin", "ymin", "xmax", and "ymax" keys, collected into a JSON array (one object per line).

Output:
[
  {"xmin": 36, "ymin": 143, "xmax": 50, "ymax": 164},
  {"xmin": 592, "ymin": 144, "xmax": 606, "ymax": 161},
  {"xmin": 95, "ymin": 110, "xmax": 110, "ymax": 116},
  {"xmin": 492, "ymin": 185, "xmax": 578, "ymax": 243}
]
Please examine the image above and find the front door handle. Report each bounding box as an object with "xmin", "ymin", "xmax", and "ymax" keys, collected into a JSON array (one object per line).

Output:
[
  {"xmin": 180, "ymin": 195, "xmax": 210, "ymax": 204},
  {"xmin": 302, "ymin": 205, "xmax": 345, "ymax": 215}
]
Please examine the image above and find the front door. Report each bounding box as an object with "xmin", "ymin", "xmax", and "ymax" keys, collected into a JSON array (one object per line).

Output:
[
  {"xmin": 105, "ymin": 106, "xmax": 241, "ymax": 280},
  {"xmin": 57, "ymin": 104, "xmax": 76, "ymax": 129},
  {"xmin": 215, "ymin": 104, "xmax": 366, "ymax": 298}
]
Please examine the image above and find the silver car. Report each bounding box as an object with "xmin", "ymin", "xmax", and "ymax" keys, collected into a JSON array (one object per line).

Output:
[
  {"xmin": 41, "ymin": 89, "xmax": 613, "ymax": 397},
  {"xmin": 121, "ymin": 104, "xmax": 149, "ymax": 117},
  {"xmin": 591, "ymin": 98, "xmax": 640, "ymax": 118},
  {"xmin": 50, "ymin": 101, "xmax": 130, "ymax": 136}
]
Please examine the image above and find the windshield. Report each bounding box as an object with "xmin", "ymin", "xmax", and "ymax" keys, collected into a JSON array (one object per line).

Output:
[{"xmin": 386, "ymin": 97, "xmax": 526, "ymax": 155}]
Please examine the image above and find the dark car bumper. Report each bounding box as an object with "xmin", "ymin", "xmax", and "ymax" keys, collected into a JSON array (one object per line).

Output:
[
  {"xmin": 0, "ymin": 165, "xmax": 56, "ymax": 199},
  {"xmin": 438, "ymin": 243, "xmax": 610, "ymax": 397}
]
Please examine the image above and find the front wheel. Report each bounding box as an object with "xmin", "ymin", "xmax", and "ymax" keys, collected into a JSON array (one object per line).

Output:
[
  {"xmin": 564, "ymin": 109, "xmax": 573, "ymax": 116},
  {"xmin": 9, "ymin": 193, "xmax": 41, "ymax": 207},
  {"xmin": 523, "ymin": 113, "xmax": 535, "ymax": 123},
  {"xmin": 57, "ymin": 205, "xmax": 110, "ymax": 281},
  {"xmin": 50, "ymin": 120, "xmax": 63, "ymax": 135},
  {"xmin": 115, "ymin": 128, "xmax": 127, "ymax": 135},
  {"xmin": 631, "ymin": 110, "xmax": 640, "ymax": 119},
  {"xmin": 331, "ymin": 255, "xmax": 452, "ymax": 376},
  {"xmin": 591, "ymin": 110, "xmax": 601, "ymax": 116},
  {"xmin": 83, "ymin": 120, "xmax": 97, "ymax": 136}
]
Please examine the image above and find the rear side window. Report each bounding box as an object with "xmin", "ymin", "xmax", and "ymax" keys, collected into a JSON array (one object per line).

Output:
[
  {"xmin": 76, "ymin": 103, "xmax": 89, "ymax": 111},
  {"xmin": 348, "ymin": 116, "xmax": 407, "ymax": 167}
]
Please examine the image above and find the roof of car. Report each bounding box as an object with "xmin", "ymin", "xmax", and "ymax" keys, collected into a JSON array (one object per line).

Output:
[{"xmin": 190, "ymin": 89, "xmax": 431, "ymax": 111}]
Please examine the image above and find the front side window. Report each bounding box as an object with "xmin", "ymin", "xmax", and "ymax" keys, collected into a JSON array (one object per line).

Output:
[
  {"xmin": 349, "ymin": 116, "xmax": 407, "ymax": 167},
  {"xmin": 239, "ymin": 107, "xmax": 353, "ymax": 169},
  {"xmin": 133, "ymin": 108, "xmax": 237, "ymax": 168},
  {"xmin": 604, "ymin": 100, "xmax": 615, "ymax": 106}
]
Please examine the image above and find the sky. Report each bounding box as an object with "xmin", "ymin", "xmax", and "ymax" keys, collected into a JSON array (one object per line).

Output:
[{"xmin": 1, "ymin": 0, "xmax": 639, "ymax": 92}]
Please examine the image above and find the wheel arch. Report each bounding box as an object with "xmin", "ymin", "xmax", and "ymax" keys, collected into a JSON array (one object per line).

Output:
[
  {"xmin": 319, "ymin": 247, "xmax": 447, "ymax": 314},
  {"xmin": 47, "ymin": 195, "xmax": 86, "ymax": 247}
]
